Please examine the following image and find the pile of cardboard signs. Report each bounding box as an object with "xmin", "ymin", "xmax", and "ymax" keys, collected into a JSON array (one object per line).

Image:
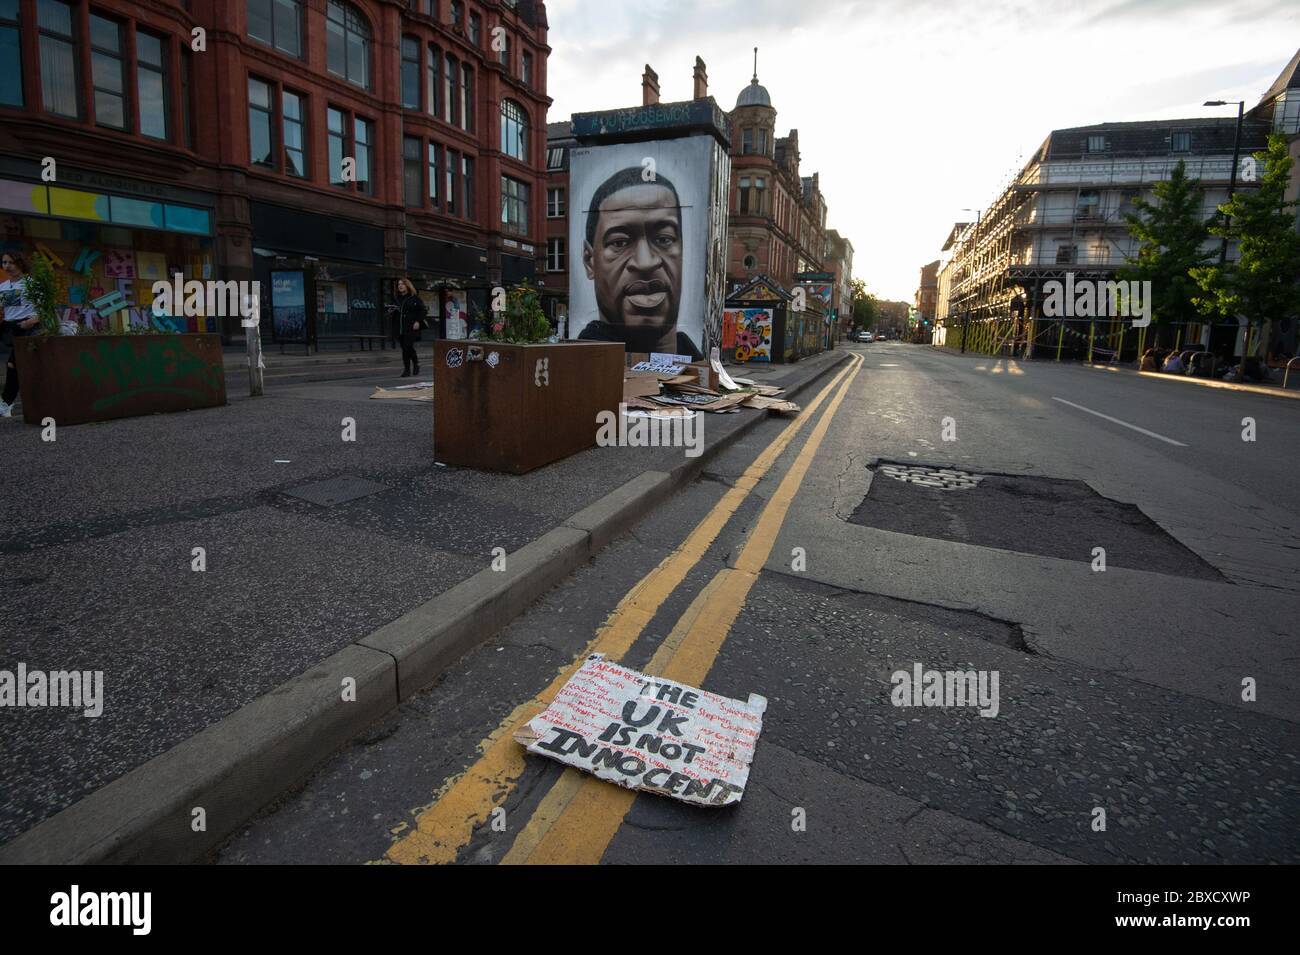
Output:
[{"xmin": 622, "ymin": 353, "xmax": 800, "ymax": 416}]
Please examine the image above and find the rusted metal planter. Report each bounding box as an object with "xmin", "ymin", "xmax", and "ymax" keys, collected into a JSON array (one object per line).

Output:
[
  {"xmin": 434, "ymin": 340, "xmax": 623, "ymax": 473},
  {"xmin": 13, "ymin": 333, "xmax": 227, "ymax": 426}
]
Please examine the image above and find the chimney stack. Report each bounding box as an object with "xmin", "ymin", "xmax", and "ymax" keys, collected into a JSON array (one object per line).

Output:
[
  {"xmin": 642, "ymin": 65, "xmax": 660, "ymax": 106},
  {"xmin": 693, "ymin": 56, "xmax": 708, "ymax": 99}
]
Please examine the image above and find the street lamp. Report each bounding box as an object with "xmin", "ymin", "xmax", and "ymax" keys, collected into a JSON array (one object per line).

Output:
[
  {"xmin": 1205, "ymin": 99, "xmax": 1249, "ymax": 365},
  {"xmin": 1204, "ymin": 99, "xmax": 1246, "ymax": 267}
]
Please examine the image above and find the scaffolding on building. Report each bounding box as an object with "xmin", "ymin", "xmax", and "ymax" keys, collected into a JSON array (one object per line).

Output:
[{"xmin": 940, "ymin": 153, "xmax": 1246, "ymax": 360}]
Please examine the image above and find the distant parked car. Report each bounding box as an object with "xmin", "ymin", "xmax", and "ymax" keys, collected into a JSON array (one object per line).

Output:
[
  {"xmin": 854, "ymin": 330, "xmax": 873, "ymax": 342},
  {"xmin": 874, "ymin": 333, "xmax": 887, "ymax": 341}
]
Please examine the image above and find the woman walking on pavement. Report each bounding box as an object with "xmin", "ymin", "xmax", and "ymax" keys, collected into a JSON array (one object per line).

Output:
[
  {"xmin": 0, "ymin": 251, "xmax": 40, "ymax": 418},
  {"xmin": 395, "ymin": 277, "xmax": 428, "ymax": 378}
]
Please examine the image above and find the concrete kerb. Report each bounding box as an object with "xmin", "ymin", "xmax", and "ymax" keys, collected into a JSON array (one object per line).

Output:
[
  {"xmin": 1083, "ymin": 362, "xmax": 1300, "ymax": 401},
  {"xmin": 0, "ymin": 348, "xmax": 850, "ymax": 864},
  {"xmin": 0, "ymin": 644, "xmax": 395, "ymax": 864}
]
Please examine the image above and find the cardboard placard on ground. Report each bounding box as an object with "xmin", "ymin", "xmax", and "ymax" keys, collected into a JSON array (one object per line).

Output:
[
  {"xmin": 515, "ymin": 654, "xmax": 767, "ymax": 807},
  {"xmin": 650, "ymin": 392, "xmax": 749, "ymax": 413},
  {"xmin": 741, "ymin": 394, "xmax": 801, "ymax": 414}
]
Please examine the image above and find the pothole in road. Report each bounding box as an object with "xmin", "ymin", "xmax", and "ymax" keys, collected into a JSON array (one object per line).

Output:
[{"xmin": 852, "ymin": 461, "xmax": 1225, "ymax": 581}]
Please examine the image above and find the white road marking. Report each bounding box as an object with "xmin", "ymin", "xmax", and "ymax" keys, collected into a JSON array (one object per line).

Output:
[{"xmin": 1051, "ymin": 397, "xmax": 1188, "ymax": 447}]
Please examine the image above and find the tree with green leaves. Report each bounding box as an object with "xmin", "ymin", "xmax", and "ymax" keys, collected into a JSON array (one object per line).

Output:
[
  {"xmin": 849, "ymin": 278, "xmax": 878, "ymax": 330},
  {"xmin": 1191, "ymin": 134, "xmax": 1300, "ymax": 351},
  {"xmin": 1119, "ymin": 160, "xmax": 1214, "ymax": 344}
]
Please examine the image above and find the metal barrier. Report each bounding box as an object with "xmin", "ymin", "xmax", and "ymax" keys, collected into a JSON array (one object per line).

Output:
[{"xmin": 1284, "ymin": 357, "xmax": 1300, "ymax": 389}]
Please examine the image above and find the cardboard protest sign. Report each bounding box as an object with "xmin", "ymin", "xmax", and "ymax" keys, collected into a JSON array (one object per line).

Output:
[{"xmin": 515, "ymin": 654, "xmax": 766, "ymax": 807}]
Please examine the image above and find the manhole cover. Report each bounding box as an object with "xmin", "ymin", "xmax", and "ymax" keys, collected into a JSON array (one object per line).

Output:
[
  {"xmin": 284, "ymin": 476, "xmax": 389, "ymax": 507},
  {"xmin": 876, "ymin": 463, "xmax": 982, "ymax": 490}
]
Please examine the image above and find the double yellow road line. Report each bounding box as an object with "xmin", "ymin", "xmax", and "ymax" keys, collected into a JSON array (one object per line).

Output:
[{"xmin": 384, "ymin": 353, "xmax": 864, "ymax": 865}]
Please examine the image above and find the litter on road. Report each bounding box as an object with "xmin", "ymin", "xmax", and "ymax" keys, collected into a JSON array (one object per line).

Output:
[{"xmin": 515, "ymin": 654, "xmax": 767, "ymax": 807}]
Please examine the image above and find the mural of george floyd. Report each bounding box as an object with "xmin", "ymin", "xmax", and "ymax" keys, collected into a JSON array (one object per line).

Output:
[{"xmin": 567, "ymin": 101, "xmax": 730, "ymax": 362}]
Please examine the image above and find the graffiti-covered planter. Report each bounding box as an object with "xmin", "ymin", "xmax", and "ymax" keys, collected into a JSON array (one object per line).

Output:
[
  {"xmin": 13, "ymin": 333, "xmax": 226, "ymax": 426},
  {"xmin": 434, "ymin": 340, "xmax": 623, "ymax": 474}
]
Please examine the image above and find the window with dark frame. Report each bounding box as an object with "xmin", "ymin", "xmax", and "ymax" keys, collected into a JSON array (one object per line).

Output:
[
  {"xmin": 282, "ymin": 89, "xmax": 306, "ymax": 176},
  {"xmin": 250, "ymin": 77, "xmax": 306, "ymax": 177},
  {"xmin": 248, "ymin": 77, "xmax": 274, "ymax": 166},
  {"xmin": 403, "ymin": 136, "xmax": 423, "ymax": 207},
  {"xmin": 500, "ymin": 99, "xmax": 527, "ymax": 160},
  {"xmin": 0, "ymin": 0, "xmax": 23, "ymax": 107},
  {"xmin": 450, "ymin": 0, "xmax": 463, "ymax": 29},
  {"xmin": 427, "ymin": 44, "xmax": 441, "ymax": 119},
  {"xmin": 89, "ymin": 12, "xmax": 125, "ymax": 129},
  {"xmin": 38, "ymin": 0, "xmax": 80, "ymax": 118},
  {"xmin": 136, "ymin": 30, "xmax": 169, "ymax": 140},
  {"xmin": 326, "ymin": 0, "xmax": 371, "ymax": 89},
  {"xmin": 246, "ymin": 0, "xmax": 301, "ymax": 58},
  {"xmin": 354, "ymin": 115, "xmax": 372, "ymax": 194},
  {"xmin": 1170, "ymin": 130, "xmax": 1191, "ymax": 153},
  {"xmin": 501, "ymin": 175, "xmax": 528, "ymax": 235},
  {"xmin": 446, "ymin": 148, "xmax": 459, "ymax": 215},
  {"xmin": 462, "ymin": 154, "xmax": 474, "ymax": 220},
  {"xmin": 547, "ymin": 237, "xmax": 565, "ymax": 272},
  {"xmin": 328, "ymin": 106, "xmax": 346, "ymax": 185},
  {"xmin": 461, "ymin": 63, "xmax": 473, "ymax": 131},
  {"xmin": 427, "ymin": 141, "xmax": 440, "ymax": 209},
  {"xmin": 468, "ymin": 10, "xmax": 481, "ymax": 45},
  {"xmin": 547, "ymin": 146, "xmax": 565, "ymax": 169},
  {"xmin": 401, "ymin": 36, "xmax": 421, "ymax": 109},
  {"xmin": 444, "ymin": 53, "xmax": 459, "ymax": 126},
  {"xmin": 522, "ymin": 50, "xmax": 532, "ymax": 87},
  {"xmin": 742, "ymin": 128, "xmax": 753, "ymax": 154},
  {"xmin": 1086, "ymin": 134, "xmax": 1106, "ymax": 153}
]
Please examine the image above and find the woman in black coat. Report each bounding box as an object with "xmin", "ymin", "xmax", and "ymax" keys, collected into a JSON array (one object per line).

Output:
[{"xmin": 394, "ymin": 277, "xmax": 428, "ymax": 377}]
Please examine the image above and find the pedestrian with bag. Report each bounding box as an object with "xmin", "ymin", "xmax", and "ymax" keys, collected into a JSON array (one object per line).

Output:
[
  {"xmin": 0, "ymin": 251, "xmax": 40, "ymax": 418},
  {"xmin": 394, "ymin": 277, "xmax": 428, "ymax": 378}
]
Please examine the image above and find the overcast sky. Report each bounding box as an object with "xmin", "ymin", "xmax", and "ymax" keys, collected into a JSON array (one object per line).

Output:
[{"xmin": 545, "ymin": 0, "xmax": 1298, "ymax": 301}]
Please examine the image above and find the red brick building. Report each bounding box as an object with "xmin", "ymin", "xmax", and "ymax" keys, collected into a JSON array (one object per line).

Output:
[
  {"xmin": 915, "ymin": 259, "xmax": 939, "ymax": 338},
  {"xmin": 726, "ymin": 67, "xmax": 826, "ymax": 293},
  {"xmin": 0, "ymin": 0, "xmax": 550, "ymax": 346},
  {"xmin": 542, "ymin": 117, "xmax": 573, "ymax": 330}
]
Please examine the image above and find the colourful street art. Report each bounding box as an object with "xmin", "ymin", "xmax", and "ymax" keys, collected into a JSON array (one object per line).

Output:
[{"xmin": 727, "ymin": 307, "xmax": 773, "ymax": 362}]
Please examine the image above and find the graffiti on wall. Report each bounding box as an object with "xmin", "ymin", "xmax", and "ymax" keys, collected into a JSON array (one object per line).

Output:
[{"xmin": 727, "ymin": 308, "xmax": 772, "ymax": 362}]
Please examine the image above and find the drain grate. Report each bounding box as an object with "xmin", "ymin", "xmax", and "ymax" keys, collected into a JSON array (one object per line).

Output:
[
  {"xmin": 283, "ymin": 476, "xmax": 389, "ymax": 507},
  {"xmin": 876, "ymin": 463, "xmax": 983, "ymax": 490}
]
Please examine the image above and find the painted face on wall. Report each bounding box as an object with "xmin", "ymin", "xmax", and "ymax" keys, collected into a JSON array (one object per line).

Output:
[{"xmin": 584, "ymin": 182, "xmax": 682, "ymax": 347}]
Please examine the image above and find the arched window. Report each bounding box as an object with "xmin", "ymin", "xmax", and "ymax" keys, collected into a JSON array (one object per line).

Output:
[
  {"xmin": 326, "ymin": 1, "xmax": 371, "ymax": 89},
  {"xmin": 500, "ymin": 99, "xmax": 527, "ymax": 161}
]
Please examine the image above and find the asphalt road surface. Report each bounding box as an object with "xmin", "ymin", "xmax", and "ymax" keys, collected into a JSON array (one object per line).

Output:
[{"xmin": 212, "ymin": 343, "xmax": 1299, "ymax": 864}]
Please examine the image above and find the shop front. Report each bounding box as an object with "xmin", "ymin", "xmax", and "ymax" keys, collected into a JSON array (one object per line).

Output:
[
  {"xmin": 250, "ymin": 201, "xmax": 391, "ymax": 352},
  {"xmin": 0, "ymin": 173, "xmax": 215, "ymax": 334},
  {"xmin": 405, "ymin": 232, "xmax": 498, "ymax": 341}
]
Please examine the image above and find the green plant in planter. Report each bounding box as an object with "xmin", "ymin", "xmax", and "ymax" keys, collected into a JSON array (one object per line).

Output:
[
  {"xmin": 484, "ymin": 285, "xmax": 553, "ymax": 344},
  {"xmin": 26, "ymin": 253, "xmax": 66, "ymax": 336}
]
